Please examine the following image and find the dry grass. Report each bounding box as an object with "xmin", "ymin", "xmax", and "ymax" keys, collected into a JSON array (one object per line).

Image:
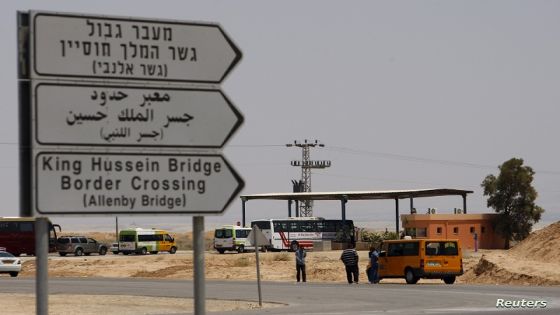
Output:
[
  {"xmin": 264, "ymin": 252, "xmax": 291, "ymax": 262},
  {"xmin": 232, "ymin": 256, "xmax": 252, "ymax": 267}
]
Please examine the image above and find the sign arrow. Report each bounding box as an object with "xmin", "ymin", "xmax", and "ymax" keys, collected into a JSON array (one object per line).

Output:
[
  {"xmin": 35, "ymin": 82, "xmax": 243, "ymax": 148},
  {"xmin": 31, "ymin": 11, "xmax": 242, "ymax": 83}
]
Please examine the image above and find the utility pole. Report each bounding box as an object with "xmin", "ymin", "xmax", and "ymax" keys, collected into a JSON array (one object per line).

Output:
[{"xmin": 286, "ymin": 139, "xmax": 331, "ymax": 217}]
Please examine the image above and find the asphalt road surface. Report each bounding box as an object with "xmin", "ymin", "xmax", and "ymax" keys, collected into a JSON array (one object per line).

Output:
[{"xmin": 1, "ymin": 277, "xmax": 559, "ymax": 314}]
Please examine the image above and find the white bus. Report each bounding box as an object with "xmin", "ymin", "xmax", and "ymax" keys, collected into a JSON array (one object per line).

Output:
[{"xmin": 250, "ymin": 217, "xmax": 355, "ymax": 251}]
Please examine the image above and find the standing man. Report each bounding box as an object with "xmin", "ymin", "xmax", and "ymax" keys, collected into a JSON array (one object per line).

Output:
[
  {"xmin": 368, "ymin": 246, "xmax": 379, "ymax": 284},
  {"xmin": 295, "ymin": 242, "xmax": 307, "ymax": 283},
  {"xmin": 340, "ymin": 244, "xmax": 359, "ymax": 284}
]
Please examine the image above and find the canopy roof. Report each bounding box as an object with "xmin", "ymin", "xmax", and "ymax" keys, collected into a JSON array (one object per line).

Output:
[{"xmin": 241, "ymin": 188, "xmax": 473, "ymax": 201}]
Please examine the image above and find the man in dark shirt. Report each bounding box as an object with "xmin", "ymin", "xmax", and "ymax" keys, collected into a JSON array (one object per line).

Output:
[
  {"xmin": 340, "ymin": 244, "xmax": 359, "ymax": 284},
  {"xmin": 295, "ymin": 242, "xmax": 307, "ymax": 282}
]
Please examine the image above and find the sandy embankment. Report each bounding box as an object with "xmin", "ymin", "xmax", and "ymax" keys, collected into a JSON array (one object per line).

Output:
[{"xmin": 462, "ymin": 221, "xmax": 560, "ymax": 285}]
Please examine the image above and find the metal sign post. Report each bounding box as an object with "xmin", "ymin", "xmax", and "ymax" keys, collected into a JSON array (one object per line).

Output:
[
  {"xmin": 253, "ymin": 226, "xmax": 263, "ymax": 308},
  {"xmin": 193, "ymin": 216, "xmax": 205, "ymax": 315},
  {"xmin": 249, "ymin": 225, "xmax": 268, "ymax": 307},
  {"xmin": 35, "ymin": 217, "xmax": 49, "ymax": 315}
]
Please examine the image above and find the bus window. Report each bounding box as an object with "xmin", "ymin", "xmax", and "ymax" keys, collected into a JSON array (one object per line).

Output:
[
  {"xmin": 252, "ymin": 221, "xmax": 271, "ymax": 230},
  {"xmin": 402, "ymin": 242, "xmax": 419, "ymax": 256},
  {"xmin": 120, "ymin": 234, "xmax": 135, "ymax": 242},
  {"xmin": 289, "ymin": 221, "xmax": 298, "ymax": 232},
  {"xmin": 20, "ymin": 222, "xmax": 33, "ymax": 232},
  {"xmin": 236, "ymin": 229, "xmax": 250, "ymax": 238},
  {"xmin": 388, "ymin": 243, "xmax": 404, "ymax": 256}
]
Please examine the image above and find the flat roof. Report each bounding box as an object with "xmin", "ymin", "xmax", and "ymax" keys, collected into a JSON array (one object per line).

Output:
[{"xmin": 240, "ymin": 188, "xmax": 473, "ymax": 201}]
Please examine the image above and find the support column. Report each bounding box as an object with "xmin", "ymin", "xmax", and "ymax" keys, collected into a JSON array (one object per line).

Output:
[
  {"xmin": 462, "ymin": 194, "xmax": 467, "ymax": 213},
  {"xmin": 241, "ymin": 198, "xmax": 246, "ymax": 227},
  {"xmin": 288, "ymin": 200, "xmax": 292, "ymax": 217},
  {"xmin": 395, "ymin": 198, "xmax": 400, "ymax": 239},
  {"xmin": 410, "ymin": 197, "xmax": 414, "ymax": 213},
  {"xmin": 341, "ymin": 195, "xmax": 348, "ymax": 224},
  {"xmin": 295, "ymin": 200, "xmax": 299, "ymax": 217}
]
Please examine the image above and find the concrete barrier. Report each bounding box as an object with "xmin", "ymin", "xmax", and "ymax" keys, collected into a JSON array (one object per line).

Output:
[{"xmin": 312, "ymin": 240, "xmax": 331, "ymax": 251}]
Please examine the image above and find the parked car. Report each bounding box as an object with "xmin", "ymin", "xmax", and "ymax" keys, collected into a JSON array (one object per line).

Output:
[
  {"xmin": 56, "ymin": 236, "xmax": 108, "ymax": 256},
  {"xmin": 0, "ymin": 250, "xmax": 22, "ymax": 277}
]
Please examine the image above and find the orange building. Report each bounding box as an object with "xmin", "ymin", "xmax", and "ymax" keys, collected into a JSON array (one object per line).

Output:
[{"xmin": 401, "ymin": 211, "xmax": 505, "ymax": 249}]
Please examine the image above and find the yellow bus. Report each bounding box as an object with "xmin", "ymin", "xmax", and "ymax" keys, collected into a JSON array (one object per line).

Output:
[{"xmin": 378, "ymin": 238, "xmax": 463, "ymax": 284}]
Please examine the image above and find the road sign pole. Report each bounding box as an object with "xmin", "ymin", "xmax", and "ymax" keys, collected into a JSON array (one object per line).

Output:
[
  {"xmin": 253, "ymin": 225, "xmax": 263, "ymax": 307},
  {"xmin": 193, "ymin": 216, "xmax": 205, "ymax": 315},
  {"xmin": 35, "ymin": 217, "xmax": 49, "ymax": 315}
]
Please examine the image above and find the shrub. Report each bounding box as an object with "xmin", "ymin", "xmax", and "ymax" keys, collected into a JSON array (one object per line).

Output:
[{"xmin": 232, "ymin": 256, "xmax": 251, "ymax": 267}]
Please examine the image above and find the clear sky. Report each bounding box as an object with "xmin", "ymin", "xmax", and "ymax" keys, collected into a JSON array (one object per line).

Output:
[{"xmin": 1, "ymin": 1, "xmax": 559, "ymax": 231}]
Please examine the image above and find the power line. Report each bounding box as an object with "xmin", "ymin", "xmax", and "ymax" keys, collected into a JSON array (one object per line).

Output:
[{"xmin": 326, "ymin": 146, "xmax": 560, "ymax": 176}]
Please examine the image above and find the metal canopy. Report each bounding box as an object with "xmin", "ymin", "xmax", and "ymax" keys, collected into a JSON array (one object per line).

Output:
[
  {"xmin": 240, "ymin": 188, "xmax": 474, "ymax": 238},
  {"xmin": 241, "ymin": 188, "xmax": 473, "ymax": 201}
]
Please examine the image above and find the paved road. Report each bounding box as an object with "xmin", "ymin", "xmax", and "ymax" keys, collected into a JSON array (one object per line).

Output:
[{"xmin": 1, "ymin": 277, "xmax": 559, "ymax": 314}]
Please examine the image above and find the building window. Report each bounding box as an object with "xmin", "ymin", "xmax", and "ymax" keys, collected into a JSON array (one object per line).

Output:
[
  {"xmin": 481, "ymin": 226, "xmax": 486, "ymax": 233},
  {"xmin": 470, "ymin": 226, "xmax": 475, "ymax": 233},
  {"xmin": 453, "ymin": 227, "xmax": 459, "ymax": 234},
  {"xmin": 436, "ymin": 227, "xmax": 442, "ymax": 234},
  {"xmin": 416, "ymin": 228, "xmax": 427, "ymax": 237}
]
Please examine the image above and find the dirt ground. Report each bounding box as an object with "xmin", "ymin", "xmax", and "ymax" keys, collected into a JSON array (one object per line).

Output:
[
  {"xmin": 5, "ymin": 222, "xmax": 560, "ymax": 314},
  {"xmin": 16, "ymin": 223, "xmax": 560, "ymax": 285},
  {"xmin": 0, "ymin": 294, "xmax": 278, "ymax": 315}
]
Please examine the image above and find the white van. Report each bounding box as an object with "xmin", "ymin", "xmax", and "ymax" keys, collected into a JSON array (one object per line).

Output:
[{"xmin": 213, "ymin": 225, "xmax": 253, "ymax": 254}]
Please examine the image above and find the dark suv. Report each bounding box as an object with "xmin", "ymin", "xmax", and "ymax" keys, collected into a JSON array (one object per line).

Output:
[{"xmin": 56, "ymin": 236, "xmax": 108, "ymax": 256}]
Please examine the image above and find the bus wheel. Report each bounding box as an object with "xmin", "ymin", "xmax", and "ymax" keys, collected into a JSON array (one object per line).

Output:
[
  {"xmin": 290, "ymin": 241, "xmax": 298, "ymax": 252},
  {"xmin": 9, "ymin": 272, "xmax": 18, "ymax": 277},
  {"xmin": 75, "ymin": 248, "xmax": 84, "ymax": 256},
  {"xmin": 405, "ymin": 268, "xmax": 419, "ymax": 284},
  {"xmin": 217, "ymin": 249, "xmax": 225, "ymax": 254},
  {"xmin": 260, "ymin": 246, "xmax": 267, "ymax": 253},
  {"xmin": 169, "ymin": 246, "xmax": 177, "ymax": 254},
  {"xmin": 237, "ymin": 245, "xmax": 245, "ymax": 253},
  {"xmin": 443, "ymin": 276, "xmax": 456, "ymax": 284},
  {"xmin": 140, "ymin": 247, "xmax": 147, "ymax": 255}
]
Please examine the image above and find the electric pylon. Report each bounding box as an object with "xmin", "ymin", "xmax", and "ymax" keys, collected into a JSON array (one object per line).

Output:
[{"xmin": 286, "ymin": 139, "xmax": 331, "ymax": 217}]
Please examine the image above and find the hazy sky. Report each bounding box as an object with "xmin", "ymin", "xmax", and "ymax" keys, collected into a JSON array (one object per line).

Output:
[{"xmin": 1, "ymin": 1, "xmax": 559, "ymax": 231}]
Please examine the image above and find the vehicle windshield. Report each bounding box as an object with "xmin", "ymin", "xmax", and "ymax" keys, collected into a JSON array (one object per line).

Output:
[
  {"xmin": 0, "ymin": 252, "xmax": 15, "ymax": 258},
  {"xmin": 215, "ymin": 229, "xmax": 233, "ymax": 238},
  {"xmin": 119, "ymin": 235, "xmax": 135, "ymax": 242}
]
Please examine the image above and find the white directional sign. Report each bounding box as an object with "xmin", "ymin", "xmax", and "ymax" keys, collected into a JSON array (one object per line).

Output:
[
  {"xmin": 20, "ymin": 10, "xmax": 244, "ymax": 216},
  {"xmin": 34, "ymin": 152, "xmax": 244, "ymax": 214},
  {"xmin": 30, "ymin": 12, "xmax": 241, "ymax": 83},
  {"xmin": 34, "ymin": 83, "xmax": 243, "ymax": 148}
]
